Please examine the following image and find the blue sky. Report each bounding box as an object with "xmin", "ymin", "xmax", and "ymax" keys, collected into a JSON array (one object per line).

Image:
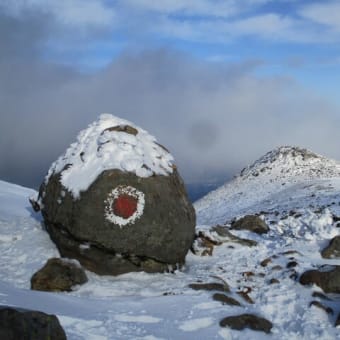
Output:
[{"xmin": 1, "ymin": 0, "xmax": 340, "ymax": 188}]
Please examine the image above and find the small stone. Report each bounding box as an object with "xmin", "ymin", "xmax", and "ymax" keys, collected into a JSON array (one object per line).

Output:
[
  {"xmin": 269, "ymin": 278, "xmax": 280, "ymax": 284},
  {"xmin": 210, "ymin": 226, "xmax": 257, "ymax": 247},
  {"xmin": 289, "ymin": 270, "xmax": 298, "ymax": 280},
  {"xmin": 271, "ymin": 265, "xmax": 283, "ymax": 271},
  {"xmin": 212, "ymin": 293, "xmax": 241, "ymax": 306},
  {"xmin": 286, "ymin": 261, "xmax": 298, "ymax": 269},
  {"xmin": 31, "ymin": 258, "xmax": 88, "ymax": 292},
  {"xmin": 188, "ymin": 282, "xmax": 230, "ymax": 293},
  {"xmin": 312, "ymin": 291, "xmax": 332, "ymax": 301},
  {"xmin": 281, "ymin": 250, "xmax": 301, "ymax": 256},
  {"xmin": 242, "ymin": 271, "xmax": 255, "ymax": 278},
  {"xmin": 237, "ymin": 291, "xmax": 254, "ymax": 304},
  {"xmin": 219, "ymin": 314, "xmax": 272, "ymax": 333},
  {"xmin": 309, "ymin": 301, "xmax": 333, "ymax": 315},
  {"xmin": 260, "ymin": 258, "xmax": 272, "ymax": 267},
  {"xmin": 231, "ymin": 215, "xmax": 269, "ymax": 234},
  {"xmin": 336, "ymin": 313, "xmax": 340, "ymax": 327},
  {"xmin": 321, "ymin": 236, "xmax": 340, "ymax": 259}
]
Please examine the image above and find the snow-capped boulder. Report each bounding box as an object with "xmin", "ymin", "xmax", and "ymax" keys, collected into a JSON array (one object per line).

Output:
[{"xmin": 36, "ymin": 114, "xmax": 195, "ymax": 275}]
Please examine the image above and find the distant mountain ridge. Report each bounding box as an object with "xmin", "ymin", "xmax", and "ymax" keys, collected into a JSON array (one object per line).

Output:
[
  {"xmin": 239, "ymin": 146, "xmax": 340, "ymax": 180},
  {"xmin": 195, "ymin": 146, "xmax": 340, "ymax": 225}
]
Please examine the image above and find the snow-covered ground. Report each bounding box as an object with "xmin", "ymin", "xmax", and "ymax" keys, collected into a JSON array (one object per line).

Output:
[{"xmin": 1, "ymin": 146, "xmax": 340, "ymax": 339}]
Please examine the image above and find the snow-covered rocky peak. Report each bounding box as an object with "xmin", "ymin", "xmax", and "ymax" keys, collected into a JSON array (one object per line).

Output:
[
  {"xmin": 239, "ymin": 146, "xmax": 340, "ymax": 181},
  {"xmin": 195, "ymin": 146, "xmax": 340, "ymax": 225},
  {"xmin": 45, "ymin": 114, "xmax": 174, "ymax": 198}
]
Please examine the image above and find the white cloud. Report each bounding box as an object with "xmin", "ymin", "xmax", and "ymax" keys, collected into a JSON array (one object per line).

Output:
[
  {"xmin": 123, "ymin": 0, "xmax": 238, "ymax": 17},
  {"xmin": 0, "ymin": 0, "xmax": 116, "ymax": 28},
  {"xmin": 300, "ymin": 2, "xmax": 340, "ymax": 32}
]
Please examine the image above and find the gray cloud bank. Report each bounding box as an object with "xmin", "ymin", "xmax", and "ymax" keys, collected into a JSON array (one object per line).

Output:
[{"xmin": 1, "ymin": 11, "xmax": 340, "ymax": 190}]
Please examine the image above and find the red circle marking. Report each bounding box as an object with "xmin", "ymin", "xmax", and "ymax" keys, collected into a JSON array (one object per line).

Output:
[{"xmin": 113, "ymin": 194, "xmax": 138, "ymax": 219}]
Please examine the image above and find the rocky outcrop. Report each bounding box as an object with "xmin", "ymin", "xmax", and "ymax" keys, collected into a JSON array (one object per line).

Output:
[
  {"xmin": 231, "ymin": 215, "xmax": 269, "ymax": 234},
  {"xmin": 31, "ymin": 258, "xmax": 88, "ymax": 292},
  {"xmin": 0, "ymin": 307, "xmax": 66, "ymax": 340},
  {"xmin": 299, "ymin": 265, "xmax": 340, "ymax": 293},
  {"xmin": 35, "ymin": 114, "xmax": 195, "ymax": 276}
]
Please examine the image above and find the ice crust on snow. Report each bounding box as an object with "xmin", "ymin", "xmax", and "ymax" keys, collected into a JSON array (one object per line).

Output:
[{"xmin": 46, "ymin": 114, "xmax": 174, "ymax": 198}]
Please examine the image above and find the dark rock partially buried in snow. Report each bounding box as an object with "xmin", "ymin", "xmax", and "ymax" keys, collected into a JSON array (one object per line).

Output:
[
  {"xmin": 35, "ymin": 114, "xmax": 196, "ymax": 276},
  {"xmin": 31, "ymin": 258, "xmax": 88, "ymax": 292},
  {"xmin": 321, "ymin": 236, "xmax": 340, "ymax": 259},
  {"xmin": 219, "ymin": 313, "xmax": 273, "ymax": 333},
  {"xmin": 299, "ymin": 265, "xmax": 340, "ymax": 293},
  {"xmin": 230, "ymin": 215, "xmax": 269, "ymax": 234},
  {"xmin": 0, "ymin": 307, "xmax": 66, "ymax": 340}
]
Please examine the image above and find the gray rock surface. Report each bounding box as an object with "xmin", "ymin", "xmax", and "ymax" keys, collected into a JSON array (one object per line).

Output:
[
  {"xmin": 219, "ymin": 313, "xmax": 273, "ymax": 333},
  {"xmin": 230, "ymin": 215, "xmax": 269, "ymax": 234},
  {"xmin": 321, "ymin": 236, "xmax": 340, "ymax": 258},
  {"xmin": 37, "ymin": 116, "xmax": 196, "ymax": 276},
  {"xmin": 0, "ymin": 307, "xmax": 66, "ymax": 340},
  {"xmin": 31, "ymin": 258, "xmax": 88, "ymax": 292},
  {"xmin": 299, "ymin": 265, "xmax": 340, "ymax": 293}
]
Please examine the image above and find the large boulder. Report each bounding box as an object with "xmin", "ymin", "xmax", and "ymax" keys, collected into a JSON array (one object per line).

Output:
[
  {"xmin": 34, "ymin": 114, "xmax": 196, "ymax": 275},
  {"xmin": 0, "ymin": 307, "xmax": 66, "ymax": 340}
]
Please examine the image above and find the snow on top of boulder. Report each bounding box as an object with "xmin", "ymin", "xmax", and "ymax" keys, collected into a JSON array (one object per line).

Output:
[
  {"xmin": 46, "ymin": 114, "xmax": 174, "ymax": 198},
  {"xmin": 195, "ymin": 146, "xmax": 340, "ymax": 225}
]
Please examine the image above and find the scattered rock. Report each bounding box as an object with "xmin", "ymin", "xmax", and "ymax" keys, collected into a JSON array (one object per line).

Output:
[
  {"xmin": 321, "ymin": 236, "xmax": 340, "ymax": 259},
  {"xmin": 299, "ymin": 266, "xmax": 340, "ymax": 293},
  {"xmin": 289, "ymin": 270, "xmax": 298, "ymax": 280},
  {"xmin": 269, "ymin": 278, "xmax": 280, "ymax": 284},
  {"xmin": 260, "ymin": 258, "xmax": 272, "ymax": 267},
  {"xmin": 281, "ymin": 250, "xmax": 302, "ymax": 256},
  {"xmin": 0, "ymin": 307, "xmax": 66, "ymax": 340},
  {"xmin": 31, "ymin": 258, "xmax": 88, "ymax": 292},
  {"xmin": 212, "ymin": 293, "xmax": 241, "ymax": 306},
  {"xmin": 332, "ymin": 214, "xmax": 340, "ymax": 223},
  {"xmin": 286, "ymin": 261, "xmax": 298, "ymax": 269},
  {"xmin": 191, "ymin": 232, "xmax": 221, "ymax": 256},
  {"xmin": 211, "ymin": 225, "xmax": 258, "ymax": 247},
  {"xmin": 312, "ymin": 291, "xmax": 332, "ymax": 301},
  {"xmin": 219, "ymin": 314, "xmax": 272, "ymax": 333},
  {"xmin": 231, "ymin": 215, "xmax": 269, "ymax": 234},
  {"xmin": 309, "ymin": 301, "xmax": 333, "ymax": 315},
  {"xmin": 36, "ymin": 115, "xmax": 196, "ymax": 276},
  {"xmin": 237, "ymin": 291, "xmax": 254, "ymax": 304},
  {"xmin": 271, "ymin": 265, "xmax": 283, "ymax": 271},
  {"xmin": 242, "ymin": 271, "xmax": 255, "ymax": 278},
  {"xmin": 336, "ymin": 313, "xmax": 340, "ymax": 327},
  {"xmin": 188, "ymin": 282, "xmax": 230, "ymax": 293}
]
